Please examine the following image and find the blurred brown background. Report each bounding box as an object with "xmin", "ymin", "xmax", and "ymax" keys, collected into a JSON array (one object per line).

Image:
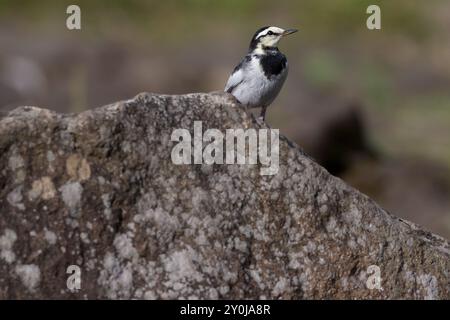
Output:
[{"xmin": 1, "ymin": 0, "xmax": 449, "ymax": 238}]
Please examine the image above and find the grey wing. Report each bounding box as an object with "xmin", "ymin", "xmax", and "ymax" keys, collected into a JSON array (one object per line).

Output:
[
  {"xmin": 224, "ymin": 55, "xmax": 251, "ymax": 93},
  {"xmin": 224, "ymin": 67, "xmax": 244, "ymax": 93}
]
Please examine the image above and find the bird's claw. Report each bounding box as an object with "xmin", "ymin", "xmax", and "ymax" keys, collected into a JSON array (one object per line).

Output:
[{"xmin": 253, "ymin": 115, "xmax": 265, "ymax": 126}]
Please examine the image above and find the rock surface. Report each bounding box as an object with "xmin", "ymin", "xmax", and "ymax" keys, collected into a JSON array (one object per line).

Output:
[{"xmin": 0, "ymin": 92, "xmax": 449, "ymax": 299}]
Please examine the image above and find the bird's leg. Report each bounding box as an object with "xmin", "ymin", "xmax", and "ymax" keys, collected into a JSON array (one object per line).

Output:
[{"xmin": 259, "ymin": 106, "xmax": 268, "ymax": 122}]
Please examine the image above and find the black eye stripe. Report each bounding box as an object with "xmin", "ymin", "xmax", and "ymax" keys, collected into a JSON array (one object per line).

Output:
[
  {"xmin": 250, "ymin": 27, "xmax": 281, "ymax": 49},
  {"xmin": 258, "ymin": 31, "xmax": 279, "ymax": 39}
]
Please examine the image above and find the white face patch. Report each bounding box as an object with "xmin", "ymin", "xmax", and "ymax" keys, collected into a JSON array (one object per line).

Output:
[
  {"xmin": 255, "ymin": 26, "xmax": 285, "ymax": 48},
  {"xmin": 256, "ymin": 27, "xmax": 284, "ymax": 39}
]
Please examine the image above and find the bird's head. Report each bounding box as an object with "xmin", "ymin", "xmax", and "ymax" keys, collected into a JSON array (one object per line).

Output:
[{"xmin": 249, "ymin": 26, "xmax": 298, "ymax": 53}]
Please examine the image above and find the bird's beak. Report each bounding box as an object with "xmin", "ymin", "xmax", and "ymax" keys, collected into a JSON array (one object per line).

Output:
[{"xmin": 282, "ymin": 29, "xmax": 298, "ymax": 36}]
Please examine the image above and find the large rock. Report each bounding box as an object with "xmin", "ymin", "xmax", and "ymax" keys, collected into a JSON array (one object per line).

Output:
[{"xmin": 0, "ymin": 92, "xmax": 448, "ymax": 299}]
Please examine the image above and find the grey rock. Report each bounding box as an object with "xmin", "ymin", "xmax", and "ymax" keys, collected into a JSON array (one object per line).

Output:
[{"xmin": 0, "ymin": 92, "xmax": 448, "ymax": 299}]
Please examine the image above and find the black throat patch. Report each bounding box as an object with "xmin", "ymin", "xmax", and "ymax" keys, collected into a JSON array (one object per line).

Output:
[{"xmin": 259, "ymin": 52, "xmax": 287, "ymax": 78}]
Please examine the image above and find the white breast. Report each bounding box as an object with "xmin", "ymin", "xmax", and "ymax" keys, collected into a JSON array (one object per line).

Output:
[{"xmin": 227, "ymin": 56, "xmax": 288, "ymax": 109}]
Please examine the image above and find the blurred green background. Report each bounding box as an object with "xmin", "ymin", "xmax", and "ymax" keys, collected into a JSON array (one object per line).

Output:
[{"xmin": 1, "ymin": 0, "xmax": 450, "ymax": 238}]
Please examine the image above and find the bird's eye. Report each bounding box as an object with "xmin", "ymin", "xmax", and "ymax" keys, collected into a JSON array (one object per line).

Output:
[{"xmin": 267, "ymin": 31, "xmax": 274, "ymax": 35}]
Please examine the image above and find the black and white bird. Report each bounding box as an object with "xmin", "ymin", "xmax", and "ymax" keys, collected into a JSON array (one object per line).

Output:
[{"xmin": 225, "ymin": 26, "xmax": 297, "ymax": 121}]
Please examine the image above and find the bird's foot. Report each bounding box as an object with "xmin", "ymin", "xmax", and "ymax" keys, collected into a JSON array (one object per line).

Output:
[
  {"xmin": 250, "ymin": 107, "xmax": 270, "ymax": 127},
  {"xmin": 252, "ymin": 115, "xmax": 265, "ymax": 126},
  {"xmin": 253, "ymin": 115, "xmax": 272, "ymax": 129},
  {"xmin": 259, "ymin": 106, "xmax": 268, "ymax": 124}
]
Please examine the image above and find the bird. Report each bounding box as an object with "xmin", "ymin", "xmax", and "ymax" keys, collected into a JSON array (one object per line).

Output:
[{"xmin": 224, "ymin": 26, "xmax": 297, "ymax": 121}]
